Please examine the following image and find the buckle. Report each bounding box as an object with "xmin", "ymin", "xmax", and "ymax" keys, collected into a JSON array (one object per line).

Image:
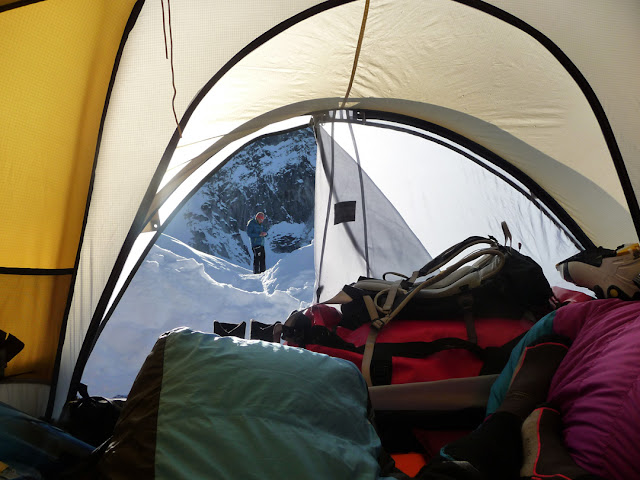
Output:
[{"xmin": 371, "ymin": 318, "xmax": 386, "ymax": 330}]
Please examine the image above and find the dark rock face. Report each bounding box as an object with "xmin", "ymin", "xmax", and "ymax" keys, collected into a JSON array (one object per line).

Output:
[{"xmin": 165, "ymin": 126, "xmax": 316, "ymax": 266}]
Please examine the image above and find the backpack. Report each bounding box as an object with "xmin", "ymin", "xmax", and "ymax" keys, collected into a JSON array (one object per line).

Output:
[
  {"xmin": 284, "ymin": 224, "xmax": 554, "ymax": 387},
  {"xmin": 333, "ymin": 226, "xmax": 553, "ymax": 333}
]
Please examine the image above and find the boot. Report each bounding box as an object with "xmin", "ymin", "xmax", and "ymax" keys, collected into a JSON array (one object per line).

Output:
[
  {"xmin": 497, "ymin": 334, "xmax": 571, "ymax": 420},
  {"xmin": 521, "ymin": 406, "xmax": 606, "ymax": 480},
  {"xmin": 439, "ymin": 411, "xmax": 523, "ymax": 480},
  {"xmin": 439, "ymin": 335, "xmax": 571, "ymax": 480}
]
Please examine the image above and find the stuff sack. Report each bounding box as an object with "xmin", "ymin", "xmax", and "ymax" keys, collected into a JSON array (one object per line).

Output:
[
  {"xmin": 283, "ymin": 304, "xmax": 532, "ymax": 386},
  {"xmin": 487, "ymin": 298, "xmax": 640, "ymax": 480},
  {"xmin": 93, "ymin": 328, "xmax": 386, "ymax": 480},
  {"xmin": 58, "ymin": 383, "xmax": 125, "ymax": 447}
]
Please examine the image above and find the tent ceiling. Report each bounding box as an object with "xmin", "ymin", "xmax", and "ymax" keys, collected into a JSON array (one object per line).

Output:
[
  {"xmin": 163, "ymin": 0, "xmax": 638, "ymax": 248},
  {"xmin": 486, "ymin": 0, "xmax": 640, "ymax": 207}
]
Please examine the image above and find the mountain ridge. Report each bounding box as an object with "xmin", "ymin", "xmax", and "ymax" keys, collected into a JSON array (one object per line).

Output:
[{"xmin": 164, "ymin": 126, "xmax": 316, "ymax": 267}]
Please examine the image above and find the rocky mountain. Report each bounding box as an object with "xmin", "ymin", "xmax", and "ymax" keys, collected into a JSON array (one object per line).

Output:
[{"xmin": 164, "ymin": 126, "xmax": 316, "ymax": 267}]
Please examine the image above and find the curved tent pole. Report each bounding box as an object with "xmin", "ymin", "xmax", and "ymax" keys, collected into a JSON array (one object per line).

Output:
[
  {"xmin": 43, "ymin": 0, "xmax": 147, "ymax": 420},
  {"xmin": 86, "ymin": 123, "xmax": 316, "ymax": 366},
  {"xmin": 456, "ymin": 0, "xmax": 640, "ymax": 249},
  {"xmin": 314, "ymin": 117, "xmax": 337, "ymax": 302},
  {"xmin": 57, "ymin": 0, "xmax": 357, "ymax": 413}
]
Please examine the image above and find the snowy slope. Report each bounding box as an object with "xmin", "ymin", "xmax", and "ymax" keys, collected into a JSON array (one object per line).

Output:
[{"xmin": 82, "ymin": 234, "xmax": 315, "ymax": 397}]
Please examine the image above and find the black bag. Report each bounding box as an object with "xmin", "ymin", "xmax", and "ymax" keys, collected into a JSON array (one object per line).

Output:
[
  {"xmin": 250, "ymin": 320, "xmax": 283, "ymax": 342},
  {"xmin": 214, "ymin": 320, "xmax": 247, "ymax": 338},
  {"xmin": 336, "ymin": 226, "xmax": 553, "ymax": 331},
  {"xmin": 0, "ymin": 329, "xmax": 24, "ymax": 378},
  {"xmin": 58, "ymin": 383, "xmax": 125, "ymax": 447}
]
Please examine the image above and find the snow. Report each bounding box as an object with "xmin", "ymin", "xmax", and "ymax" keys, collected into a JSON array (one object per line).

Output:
[{"xmin": 82, "ymin": 233, "xmax": 315, "ymax": 398}]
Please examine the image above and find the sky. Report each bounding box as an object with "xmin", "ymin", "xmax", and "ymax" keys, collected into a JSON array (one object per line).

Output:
[{"xmin": 82, "ymin": 233, "xmax": 315, "ymax": 397}]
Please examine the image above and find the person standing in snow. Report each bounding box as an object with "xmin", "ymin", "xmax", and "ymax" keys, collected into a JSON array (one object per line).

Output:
[{"xmin": 247, "ymin": 212, "xmax": 268, "ymax": 274}]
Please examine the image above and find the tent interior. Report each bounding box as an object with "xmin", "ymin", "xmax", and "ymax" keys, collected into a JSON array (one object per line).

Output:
[{"xmin": 1, "ymin": 0, "xmax": 639, "ymax": 477}]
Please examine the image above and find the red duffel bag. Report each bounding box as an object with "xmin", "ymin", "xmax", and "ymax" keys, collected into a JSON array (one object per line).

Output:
[{"xmin": 282, "ymin": 303, "xmax": 533, "ymax": 386}]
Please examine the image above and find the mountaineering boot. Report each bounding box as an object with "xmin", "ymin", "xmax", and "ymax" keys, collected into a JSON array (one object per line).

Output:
[
  {"xmin": 521, "ymin": 406, "xmax": 606, "ymax": 480},
  {"xmin": 497, "ymin": 334, "xmax": 571, "ymax": 420},
  {"xmin": 439, "ymin": 411, "xmax": 523, "ymax": 480},
  {"xmin": 439, "ymin": 335, "xmax": 571, "ymax": 480},
  {"xmin": 556, "ymin": 243, "xmax": 640, "ymax": 300}
]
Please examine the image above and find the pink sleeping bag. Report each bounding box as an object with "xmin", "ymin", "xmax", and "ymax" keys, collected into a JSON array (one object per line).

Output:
[{"xmin": 549, "ymin": 299, "xmax": 640, "ymax": 480}]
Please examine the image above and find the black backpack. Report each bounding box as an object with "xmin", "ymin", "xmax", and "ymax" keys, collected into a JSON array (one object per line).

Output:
[{"xmin": 334, "ymin": 227, "xmax": 553, "ymax": 335}]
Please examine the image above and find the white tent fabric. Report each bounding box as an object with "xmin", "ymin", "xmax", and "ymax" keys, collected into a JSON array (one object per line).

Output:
[
  {"xmin": 54, "ymin": 0, "xmax": 639, "ymax": 418},
  {"xmin": 486, "ymin": 0, "xmax": 640, "ymax": 208},
  {"xmin": 2, "ymin": 0, "xmax": 635, "ymax": 419},
  {"xmin": 313, "ymin": 112, "xmax": 581, "ymax": 302},
  {"xmin": 49, "ymin": 0, "xmax": 331, "ymax": 419},
  {"xmin": 160, "ymin": 0, "xmax": 637, "ymax": 247},
  {"xmin": 313, "ymin": 115, "xmax": 434, "ymax": 301}
]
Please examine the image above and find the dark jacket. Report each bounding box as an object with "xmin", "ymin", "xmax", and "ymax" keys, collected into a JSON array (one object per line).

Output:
[{"xmin": 246, "ymin": 218, "xmax": 267, "ymax": 247}]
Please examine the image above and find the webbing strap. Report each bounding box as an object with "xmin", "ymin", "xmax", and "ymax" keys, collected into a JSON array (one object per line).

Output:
[
  {"xmin": 417, "ymin": 237, "xmax": 498, "ymax": 278},
  {"xmin": 463, "ymin": 310, "xmax": 478, "ymax": 344},
  {"xmin": 404, "ymin": 270, "xmax": 420, "ymax": 286},
  {"xmin": 363, "ymin": 295, "xmax": 379, "ymax": 322},
  {"xmin": 362, "ymin": 294, "xmax": 382, "ymax": 387},
  {"xmin": 381, "ymin": 281, "xmax": 402, "ymax": 313},
  {"xmin": 361, "ymin": 326, "xmax": 379, "ymax": 387}
]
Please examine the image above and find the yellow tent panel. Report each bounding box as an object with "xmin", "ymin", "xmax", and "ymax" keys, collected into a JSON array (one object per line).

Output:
[{"xmin": 0, "ymin": 0, "xmax": 138, "ymax": 391}]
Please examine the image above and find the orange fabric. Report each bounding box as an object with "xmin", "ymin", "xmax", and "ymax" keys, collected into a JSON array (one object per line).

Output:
[{"xmin": 391, "ymin": 453, "xmax": 428, "ymax": 477}]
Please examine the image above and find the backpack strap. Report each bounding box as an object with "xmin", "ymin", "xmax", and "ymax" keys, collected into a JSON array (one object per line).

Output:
[
  {"xmin": 371, "ymin": 248, "xmax": 506, "ymax": 329},
  {"xmin": 361, "ymin": 248, "xmax": 505, "ymax": 386},
  {"xmin": 415, "ymin": 236, "xmax": 498, "ymax": 279},
  {"xmin": 361, "ymin": 294, "xmax": 385, "ymax": 386},
  {"xmin": 362, "ymin": 326, "xmax": 379, "ymax": 387},
  {"xmin": 458, "ymin": 293, "xmax": 478, "ymax": 344}
]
